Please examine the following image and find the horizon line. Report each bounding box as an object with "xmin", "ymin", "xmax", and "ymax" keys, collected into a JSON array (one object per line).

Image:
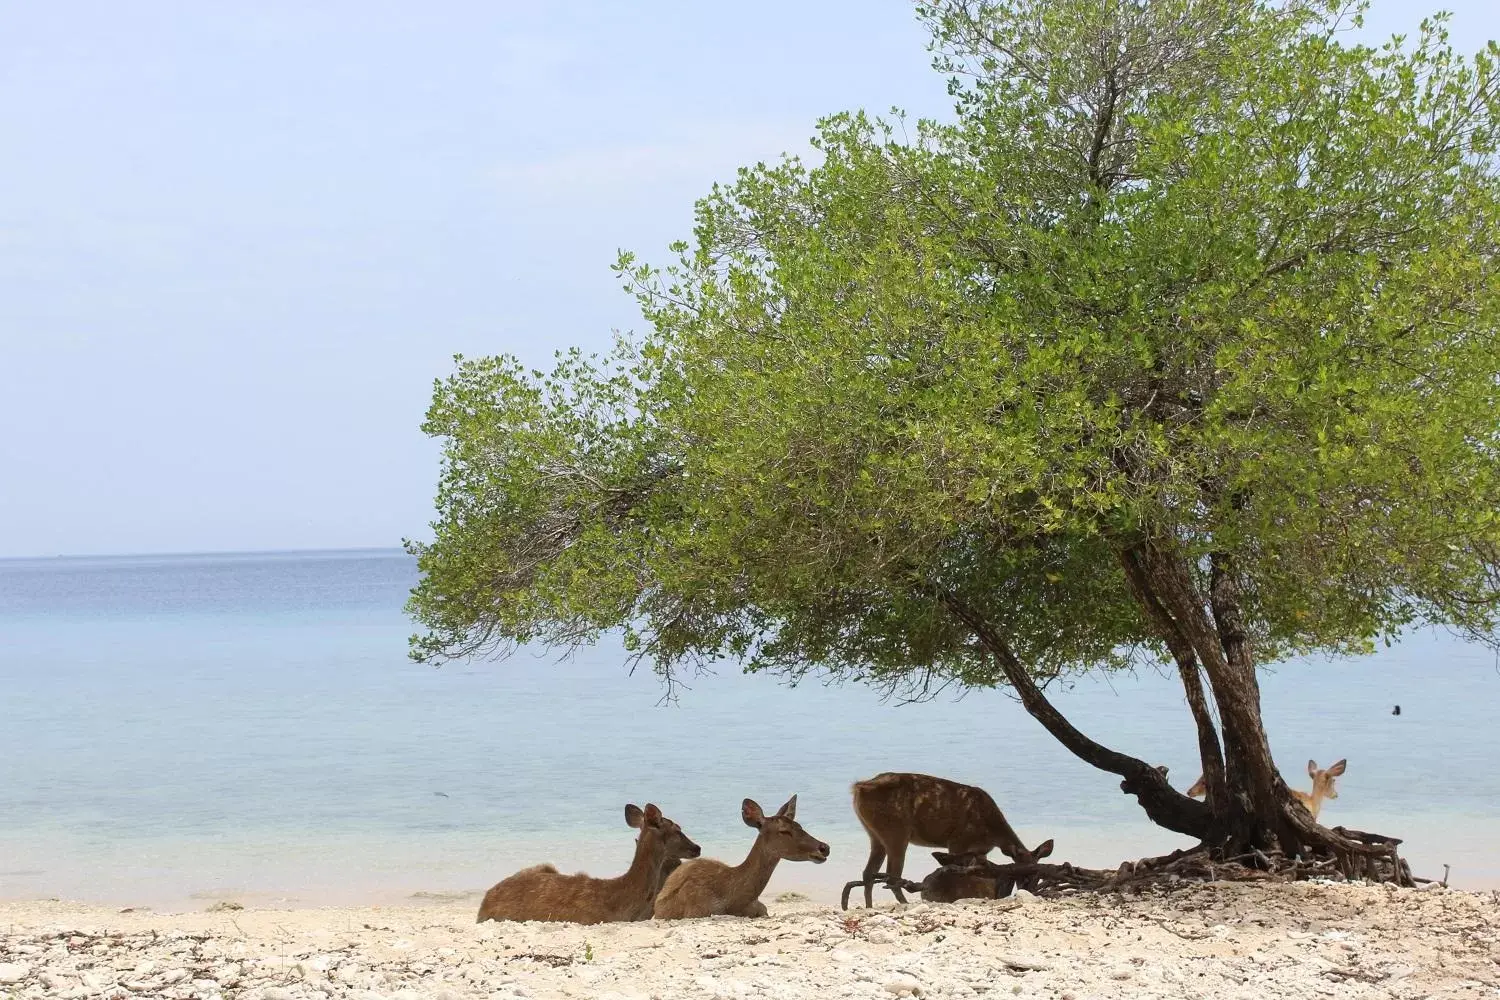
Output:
[{"xmin": 0, "ymin": 544, "xmax": 412, "ymax": 563}]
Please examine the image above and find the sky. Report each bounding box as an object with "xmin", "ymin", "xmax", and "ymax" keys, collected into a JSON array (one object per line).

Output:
[{"xmin": 1, "ymin": 1, "xmax": 1496, "ymax": 558}]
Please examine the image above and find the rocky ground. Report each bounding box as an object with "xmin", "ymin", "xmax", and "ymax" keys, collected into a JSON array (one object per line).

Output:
[{"xmin": 1, "ymin": 881, "xmax": 1497, "ymax": 999}]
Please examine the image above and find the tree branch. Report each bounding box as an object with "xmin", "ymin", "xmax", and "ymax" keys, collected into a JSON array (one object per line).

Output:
[{"xmin": 938, "ymin": 590, "xmax": 1210, "ymax": 838}]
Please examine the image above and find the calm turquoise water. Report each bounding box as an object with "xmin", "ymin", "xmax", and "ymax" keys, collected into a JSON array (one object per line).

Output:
[{"xmin": 2, "ymin": 549, "xmax": 1496, "ymax": 909}]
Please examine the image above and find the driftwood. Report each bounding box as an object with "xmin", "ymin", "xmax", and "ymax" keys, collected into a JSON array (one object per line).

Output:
[{"xmin": 840, "ymin": 829, "xmax": 1421, "ymax": 910}]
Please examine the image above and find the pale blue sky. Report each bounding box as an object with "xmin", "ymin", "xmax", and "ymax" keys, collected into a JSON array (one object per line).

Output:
[{"xmin": 2, "ymin": 2, "xmax": 1495, "ymax": 558}]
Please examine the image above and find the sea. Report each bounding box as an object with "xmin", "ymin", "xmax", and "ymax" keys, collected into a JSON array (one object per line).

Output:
[{"xmin": 2, "ymin": 548, "xmax": 1497, "ymax": 910}]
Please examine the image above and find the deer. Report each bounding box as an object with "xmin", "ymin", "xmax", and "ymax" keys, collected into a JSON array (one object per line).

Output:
[
  {"xmin": 851, "ymin": 772, "xmax": 1053, "ymax": 908},
  {"xmin": 475, "ymin": 803, "xmax": 700, "ymax": 924},
  {"xmin": 916, "ymin": 851, "xmax": 1018, "ymax": 903},
  {"xmin": 1184, "ymin": 759, "xmax": 1347, "ymax": 820},
  {"xmin": 652, "ymin": 795, "xmax": 829, "ymax": 919}
]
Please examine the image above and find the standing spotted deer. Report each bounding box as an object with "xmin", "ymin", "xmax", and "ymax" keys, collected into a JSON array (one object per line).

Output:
[
  {"xmin": 475, "ymin": 803, "xmax": 700, "ymax": 924},
  {"xmin": 851, "ymin": 772, "xmax": 1053, "ymax": 908},
  {"xmin": 653, "ymin": 795, "xmax": 829, "ymax": 919},
  {"xmin": 1185, "ymin": 759, "xmax": 1347, "ymax": 820}
]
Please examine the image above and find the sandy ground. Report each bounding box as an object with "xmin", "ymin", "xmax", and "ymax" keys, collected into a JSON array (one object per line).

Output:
[{"xmin": 1, "ymin": 882, "xmax": 1497, "ymax": 1000}]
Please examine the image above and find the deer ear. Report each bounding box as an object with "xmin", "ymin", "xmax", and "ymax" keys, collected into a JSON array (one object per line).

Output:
[
  {"xmin": 1307, "ymin": 759, "xmax": 1318, "ymax": 778},
  {"xmin": 742, "ymin": 799, "xmax": 765, "ymax": 828},
  {"xmin": 643, "ymin": 803, "xmax": 663, "ymax": 825},
  {"xmin": 776, "ymin": 794, "xmax": 798, "ymax": 820},
  {"xmin": 932, "ymin": 851, "xmax": 959, "ymax": 866},
  {"xmin": 1033, "ymin": 839, "xmax": 1055, "ymax": 859},
  {"xmin": 1327, "ymin": 759, "xmax": 1347, "ymax": 776},
  {"xmin": 625, "ymin": 804, "xmax": 645, "ymax": 828}
]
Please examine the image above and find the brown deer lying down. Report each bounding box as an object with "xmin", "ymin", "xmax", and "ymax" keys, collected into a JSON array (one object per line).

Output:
[
  {"xmin": 852, "ymin": 772, "xmax": 1053, "ymax": 907},
  {"xmin": 918, "ymin": 852, "xmax": 1018, "ymax": 903},
  {"xmin": 653, "ymin": 795, "xmax": 829, "ymax": 919},
  {"xmin": 1185, "ymin": 759, "xmax": 1346, "ymax": 820},
  {"xmin": 476, "ymin": 803, "xmax": 700, "ymax": 924}
]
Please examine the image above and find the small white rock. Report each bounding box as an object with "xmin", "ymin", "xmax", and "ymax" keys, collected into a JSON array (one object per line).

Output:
[
  {"xmin": 884, "ymin": 976, "xmax": 923, "ymax": 996},
  {"xmin": 0, "ymin": 963, "xmax": 30, "ymax": 984}
]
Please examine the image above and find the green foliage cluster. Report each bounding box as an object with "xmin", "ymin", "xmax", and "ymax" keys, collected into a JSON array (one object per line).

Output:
[{"xmin": 409, "ymin": 0, "xmax": 1500, "ymax": 702}]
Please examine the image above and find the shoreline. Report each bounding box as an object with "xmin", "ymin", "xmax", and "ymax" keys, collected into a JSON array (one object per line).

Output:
[
  {"xmin": 2, "ymin": 882, "xmax": 1497, "ymax": 999},
  {"xmin": 6, "ymin": 818, "xmax": 1496, "ymax": 916}
]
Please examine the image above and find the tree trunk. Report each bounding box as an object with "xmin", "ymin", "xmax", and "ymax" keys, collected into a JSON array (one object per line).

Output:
[
  {"xmin": 1126, "ymin": 540, "xmax": 1407, "ymax": 877},
  {"xmin": 1118, "ymin": 547, "xmax": 1229, "ymax": 842},
  {"xmin": 1126, "ymin": 539, "xmax": 1290, "ymax": 854},
  {"xmin": 942, "ymin": 550, "xmax": 1409, "ymax": 883}
]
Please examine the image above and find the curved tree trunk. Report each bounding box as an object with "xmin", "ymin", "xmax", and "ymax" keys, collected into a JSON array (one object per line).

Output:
[
  {"xmin": 1119, "ymin": 547, "xmax": 1229, "ymax": 844},
  {"xmin": 945, "ymin": 543, "xmax": 1409, "ymax": 883},
  {"xmin": 940, "ymin": 593, "xmax": 1209, "ymax": 838}
]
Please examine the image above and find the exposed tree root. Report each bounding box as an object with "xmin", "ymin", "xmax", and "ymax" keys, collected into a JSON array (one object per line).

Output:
[{"xmin": 839, "ymin": 827, "xmax": 1419, "ymax": 909}]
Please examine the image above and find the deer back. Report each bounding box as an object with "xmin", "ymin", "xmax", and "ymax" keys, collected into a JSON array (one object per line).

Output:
[{"xmin": 853, "ymin": 772, "xmax": 1020, "ymax": 856}]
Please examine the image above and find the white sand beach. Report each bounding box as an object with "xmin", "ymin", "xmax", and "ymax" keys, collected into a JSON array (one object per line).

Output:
[{"xmin": 2, "ymin": 881, "xmax": 1496, "ymax": 999}]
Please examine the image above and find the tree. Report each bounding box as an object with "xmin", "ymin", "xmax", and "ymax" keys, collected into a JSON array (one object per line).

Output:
[{"xmin": 408, "ymin": 0, "xmax": 1500, "ymax": 875}]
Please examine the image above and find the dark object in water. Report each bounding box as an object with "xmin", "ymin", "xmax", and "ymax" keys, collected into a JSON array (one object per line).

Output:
[{"xmin": 1392, "ymin": 705, "xmax": 1401, "ymax": 716}]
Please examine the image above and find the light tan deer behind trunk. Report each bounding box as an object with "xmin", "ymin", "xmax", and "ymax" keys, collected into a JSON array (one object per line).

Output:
[
  {"xmin": 851, "ymin": 772, "xmax": 1053, "ymax": 908},
  {"xmin": 653, "ymin": 795, "xmax": 829, "ymax": 919},
  {"xmin": 1185, "ymin": 758, "xmax": 1346, "ymax": 820},
  {"xmin": 475, "ymin": 803, "xmax": 700, "ymax": 924}
]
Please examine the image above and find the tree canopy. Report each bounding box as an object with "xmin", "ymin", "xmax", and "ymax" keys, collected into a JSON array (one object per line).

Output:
[{"xmin": 408, "ymin": 0, "xmax": 1500, "ymax": 865}]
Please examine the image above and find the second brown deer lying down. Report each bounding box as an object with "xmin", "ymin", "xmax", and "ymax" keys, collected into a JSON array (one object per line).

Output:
[
  {"xmin": 475, "ymin": 803, "xmax": 700, "ymax": 924},
  {"xmin": 852, "ymin": 772, "xmax": 1054, "ymax": 908},
  {"xmin": 915, "ymin": 852, "xmax": 1018, "ymax": 903},
  {"xmin": 653, "ymin": 795, "xmax": 829, "ymax": 919},
  {"xmin": 1185, "ymin": 759, "xmax": 1347, "ymax": 821}
]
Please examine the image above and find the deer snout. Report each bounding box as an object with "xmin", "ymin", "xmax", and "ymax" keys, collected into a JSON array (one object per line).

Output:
[
  {"xmin": 685, "ymin": 841, "xmax": 703, "ymax": 857},
  {"xmin": 811, "ymin": 841, "xmax": 830, "ymax": 864}
]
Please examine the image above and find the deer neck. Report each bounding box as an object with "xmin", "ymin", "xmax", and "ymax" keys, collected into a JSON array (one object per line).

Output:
[
  {"xmin": 984, "ymin": 805, "xmax": 1027, "ymax": 859},
  {"xmin": 1297, "ymin": 785, "xmax": 1324, "ymax": 820},
  {"xmin": 727, "ymin": 833, "xmax": 783, "ymax": 906},
  {"xmin": 615, "ymin": 827, "xmax": 668, "ymax": 898}
]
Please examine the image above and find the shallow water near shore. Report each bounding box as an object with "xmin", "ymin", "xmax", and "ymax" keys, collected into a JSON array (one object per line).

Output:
[{"xmin": 2, "ymin": 548, "xmax": 1498, "ymax": 910}]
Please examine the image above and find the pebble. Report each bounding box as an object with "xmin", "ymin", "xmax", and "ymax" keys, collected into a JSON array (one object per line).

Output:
[{"xmin": 884, "ymin": 976, "xmax": 924, "ymax": 996}]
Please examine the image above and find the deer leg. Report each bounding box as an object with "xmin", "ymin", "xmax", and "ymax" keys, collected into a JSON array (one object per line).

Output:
[
  {"xmin": 862, "ymin": 838, "xmax": 887, "ymax": 908},
  {"xmin": 885, "ymin": 840, "xmax": 910, "ymax": 904}
]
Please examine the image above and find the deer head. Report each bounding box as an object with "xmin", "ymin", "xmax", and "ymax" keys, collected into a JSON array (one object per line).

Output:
[
  {"xmin": 1008, "ymin": 838, "xmax": 1054, "ymax": 864},
  {"xmin": 1307, "ymin": 759, "xmax": 1347, "ymax": 802},
  {"xmin": 742, "ymin": 795, "xmax": 829, "ymax": 863},
  {"xmin": 1185, "ymin": 774, "xmax": 1207, "ymax": 798},
  {"xmin": 626, "ymin": 802, "xmax": 701, "ymax": 860}
]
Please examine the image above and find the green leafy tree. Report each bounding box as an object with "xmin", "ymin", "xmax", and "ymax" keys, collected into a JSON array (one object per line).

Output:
[{"xmin": 408, "ymin": 0, "xmax": 1500, "ymax": 871}]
